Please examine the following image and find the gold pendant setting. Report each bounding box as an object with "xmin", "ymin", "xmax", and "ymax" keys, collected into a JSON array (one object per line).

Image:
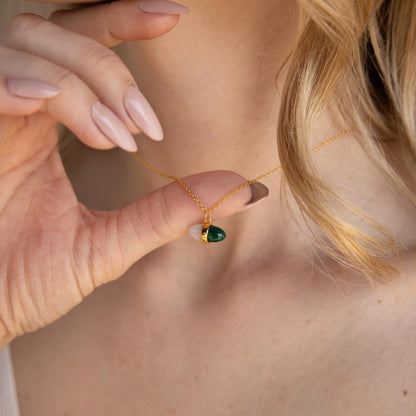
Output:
[
  {"xmin": 188, "ymin": 213, "xmax": 226, "ymax": 244},
  {"xmin": 200, "ymin": 213, "xmax": 226, "ymax": 244}
]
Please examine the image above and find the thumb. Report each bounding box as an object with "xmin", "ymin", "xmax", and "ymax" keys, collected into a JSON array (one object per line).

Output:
[
  {"xmin": 85, "ymin": 170, "xmax": 268, "ymax": 287},
  {"xmin": 49, "ymin": 0, "xmax": 189, "ymax": 48}
]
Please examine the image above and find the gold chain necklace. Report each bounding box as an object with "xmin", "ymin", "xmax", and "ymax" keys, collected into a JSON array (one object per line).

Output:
[{"xmin": 132, "ymin": 127, "xmax": 351, "ymax": 244}]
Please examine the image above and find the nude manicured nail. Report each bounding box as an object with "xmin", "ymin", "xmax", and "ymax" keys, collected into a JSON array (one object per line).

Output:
[
  {"xmin": 6, "ymin": 78, "xmax": 61, "ymax": 99},
  {"xmin": 241, "ymin": 182, "xmax": 269, "ymax": 210},
  {"xmin": 124, "ymin": 86, "xmax": 164, "ymax": 141},
  {"xmin": 137, "ymin": 0, "xmax": 190, "ymax": 14},
  {"xmin": 91, "ymin": 101, "xmax": 138, "ymax": 152}
]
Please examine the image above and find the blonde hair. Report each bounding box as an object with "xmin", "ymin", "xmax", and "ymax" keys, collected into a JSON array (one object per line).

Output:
[
  {"xmin": 279, "ymin": 0, "xmax": 416, "ymax": 282},
  {"xmin": 1, "ymin": 0, "xmax": 415, "ymax": 282}
]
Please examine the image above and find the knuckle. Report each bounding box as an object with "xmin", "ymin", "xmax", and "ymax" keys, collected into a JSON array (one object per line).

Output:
[
  {"xmin": 137, "ymin": 190, "xmax": 176, "ymax": 242},
  {"xmin": 2, "ymin": 13, "xmax": 48, "ymax": 43},
  {"xmin": 76, "ymin": 39, "xmax": 131, "ymax": 80},
  {"xmin": 48, "ymin": 9, "xmax": 65, "ymax": 24},
  {"xmin": 159, "ymin": 187, "xmax": 176, "ymax": 232},
  {"xmin": 51, "ymin": 68, "xmax": 80, "ymax": 92},
  {"xmin": 151, "ymin": 188, "xmax": 176, "ymax": 238},
  {"xmin": 89, "ymin": 46, "xmax": 124, "ymax": 75}
]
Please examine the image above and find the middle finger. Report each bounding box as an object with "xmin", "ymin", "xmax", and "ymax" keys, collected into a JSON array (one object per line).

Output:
[{"xmin": 2, "ymin": 13, "xmax": 163, "ymax": 141}]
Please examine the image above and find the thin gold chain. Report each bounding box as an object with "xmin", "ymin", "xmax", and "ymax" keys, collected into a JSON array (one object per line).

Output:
[{"xmin": 132, "ymin": 127, "xmax": 351, "ymax": 219}]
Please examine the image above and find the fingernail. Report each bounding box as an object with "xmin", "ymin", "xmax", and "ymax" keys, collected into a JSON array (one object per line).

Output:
[
  {"xmin": 241, "ymin": 182, "xmax": 269, "ymax": 210},
  {"xmin": 6, "ymin": 78, "xmax": 61, "ymax": 99},
  {"xmin": 137, "ymin": 0, "xmax": 190, "ymax": 14},
  {"xmin": 124, "ymin": 86, "xmax": 164, "ymax": 142},
  {"xmin": 91, "ymin": 101, "xmax": 138, "ymax": 152}
]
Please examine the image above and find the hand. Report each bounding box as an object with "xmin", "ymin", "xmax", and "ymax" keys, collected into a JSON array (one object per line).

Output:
[{"xmin": 0, "ymin": 0, "xmax": 256, "ymax": 348}]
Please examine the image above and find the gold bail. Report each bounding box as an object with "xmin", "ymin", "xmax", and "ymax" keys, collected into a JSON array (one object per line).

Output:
[
  {"xmin": 204, "ymin": 211, "xmax": 212, "ymax": 226},
  {"xmin": 200, "ymin": 211, "xmax": 212, "ymax": 244}
]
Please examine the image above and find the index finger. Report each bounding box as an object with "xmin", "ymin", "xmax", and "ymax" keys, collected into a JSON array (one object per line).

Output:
[{"xmin": 48, "ymin": 0, "xmax": 189, "ymax": 48}]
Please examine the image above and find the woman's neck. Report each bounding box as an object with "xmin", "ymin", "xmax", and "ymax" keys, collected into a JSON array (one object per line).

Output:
[
  {"xmin": 104, "ymin": 0, "xmax": 415, "ymax": 282},
  {"xmin": 115, "ymin": 0, "xmax": 299, "ymax": 175},
  {"xmin": 110, "ymin": 1, "xmax": 314, "ymax": 273}
]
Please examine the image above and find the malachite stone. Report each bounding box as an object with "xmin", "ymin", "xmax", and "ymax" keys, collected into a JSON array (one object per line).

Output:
[{"xmin": 207, "ymin": 225, "xmax": 226, "ymax": 243}]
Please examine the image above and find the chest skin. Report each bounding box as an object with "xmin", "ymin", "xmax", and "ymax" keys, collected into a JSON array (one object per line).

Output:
[
  {"xmin": 10, "ymin": 136, "xmax": 416, "ymax": 415},
  {"xmin": 10, "ymin": 250, "xmax": 416, "ymax": 416}
]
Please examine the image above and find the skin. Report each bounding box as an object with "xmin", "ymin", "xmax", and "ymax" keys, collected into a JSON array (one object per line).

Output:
[
  {"xmin": 0, "ymin": 0, "xmax": 256, "ymax": 348},
  {"xmin": 4, "ymin": 0, "xmax": 416, "ymax": 414}
]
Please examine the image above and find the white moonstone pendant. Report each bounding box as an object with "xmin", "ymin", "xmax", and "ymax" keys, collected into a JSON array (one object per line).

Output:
[{"xmin": 188, "ymin": 224, "xmax": 203, "ymax": 241}]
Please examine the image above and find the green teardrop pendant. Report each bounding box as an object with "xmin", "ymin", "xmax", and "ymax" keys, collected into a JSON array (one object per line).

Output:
[{"xmin": 207, "ymin": 225, "xmax": 226, "ymax": 243}]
